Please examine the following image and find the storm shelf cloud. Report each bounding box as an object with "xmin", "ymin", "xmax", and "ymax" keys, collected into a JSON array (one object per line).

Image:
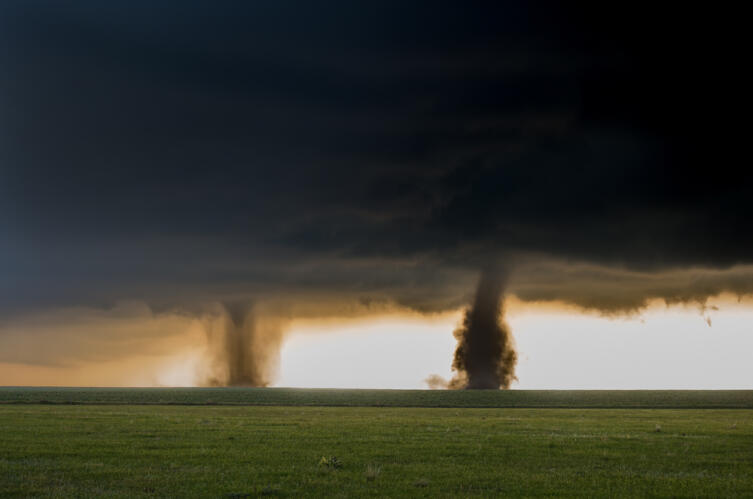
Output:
[{"xmin": 1, "ymin": 2, "xmax": 751, "ymax": 387}]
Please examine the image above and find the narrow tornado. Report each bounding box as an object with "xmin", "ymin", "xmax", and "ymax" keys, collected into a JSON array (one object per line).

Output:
[
  {"xmin": 223, "ymin": 303, "xmax": 259, "ymax": 386},
  {"xmin": 450, "ymin": 268, "xmax": 517, "ymax": 389}
]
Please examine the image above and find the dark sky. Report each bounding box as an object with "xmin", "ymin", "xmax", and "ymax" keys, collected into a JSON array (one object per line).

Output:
[{"xmin": 1, "ymin": 2, "xmax": 751, "ymax": 317}]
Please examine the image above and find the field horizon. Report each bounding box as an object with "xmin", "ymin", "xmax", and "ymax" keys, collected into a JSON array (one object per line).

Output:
[{"xmin": 2, "ymin": 387, "xmax": 753, "ymax": 409}]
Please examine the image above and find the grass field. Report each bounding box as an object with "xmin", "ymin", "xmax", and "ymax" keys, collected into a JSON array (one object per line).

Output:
[
  {"xmin": 1, "ymin": 389, "xmax": 752, "ymax": 497},
  {"xmin": 2, "ymin": 387, "xmax": 753, "ymax": 408}
]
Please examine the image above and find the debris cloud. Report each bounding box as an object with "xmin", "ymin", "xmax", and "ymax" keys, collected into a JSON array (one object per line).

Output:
[{"xmin": 423, "ymin": 374, "xmax": 450, "ymax": 390}]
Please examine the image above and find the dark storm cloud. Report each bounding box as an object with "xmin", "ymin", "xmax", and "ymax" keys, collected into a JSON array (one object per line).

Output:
[{"xmin": 1, "ymin": 1, "xmax": 751, "ymax": 317}]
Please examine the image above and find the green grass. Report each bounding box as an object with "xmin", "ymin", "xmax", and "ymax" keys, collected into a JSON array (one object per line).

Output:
[
  {"xmin": 2, "ymin": 387, "xmax": 753, "ymax": 408},
  {"xmin": 1, "ymin": 404, "xmax": 752, "ymax": 497}
]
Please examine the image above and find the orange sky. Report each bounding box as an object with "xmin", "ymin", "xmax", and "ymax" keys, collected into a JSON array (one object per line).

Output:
[{"xmin": 1, "ymin": 294, "xmax": 751, "ymax": 389}]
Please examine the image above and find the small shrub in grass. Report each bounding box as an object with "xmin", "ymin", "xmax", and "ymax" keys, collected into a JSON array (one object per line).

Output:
[
  {"xmin": 318, "ymin": 456, "xmax": 342, "ymax": 469},
  {"xmin": 365, "ymin": 464, "xmax": 381, "ymax": 481}
]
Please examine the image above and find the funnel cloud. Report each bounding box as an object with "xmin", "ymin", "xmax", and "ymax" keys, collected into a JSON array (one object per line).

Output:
[
  {"xmin": 450, "ymin": 269, "xmax": 517, "ymax": 389},
  {"xmin": 203, "ymin": 303, "xmax": 282, "ymax": 387}
]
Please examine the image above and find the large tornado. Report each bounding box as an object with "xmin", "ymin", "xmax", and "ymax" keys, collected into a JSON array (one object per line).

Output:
[
  {"xmin": 203, "ymin": 302, "xmax": 282, "ymax": 387},
  {"xmin": 450, "ymin": 268, "xmax": 517, "ymax": 389}
]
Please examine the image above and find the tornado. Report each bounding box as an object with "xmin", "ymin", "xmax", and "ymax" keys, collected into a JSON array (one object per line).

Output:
[
  {"xmin": 203, "ymin": 302, "xmax": 282, "ymax": 387},
  {"xmin": 450, "ymin": 267, "xmax": 517, "ymax": 389}
]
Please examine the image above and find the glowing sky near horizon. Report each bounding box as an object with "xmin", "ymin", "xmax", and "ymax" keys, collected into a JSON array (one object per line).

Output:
[
  {"xmin": 1, "ymin": 298, "xmax": 752, "ymax": 389},
  {"xmin": 276, "ymin": 298, "xmax": 753, "ymax": 390}
]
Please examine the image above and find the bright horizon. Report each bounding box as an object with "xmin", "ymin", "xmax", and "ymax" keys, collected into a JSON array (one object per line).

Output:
[
  {"xmin": 277, "ymin": 295, "xmax": 753, "ymax": 390},
  {"xmin": 2, "ymin": 295, "xmax": 751, "ymax": 390}
]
